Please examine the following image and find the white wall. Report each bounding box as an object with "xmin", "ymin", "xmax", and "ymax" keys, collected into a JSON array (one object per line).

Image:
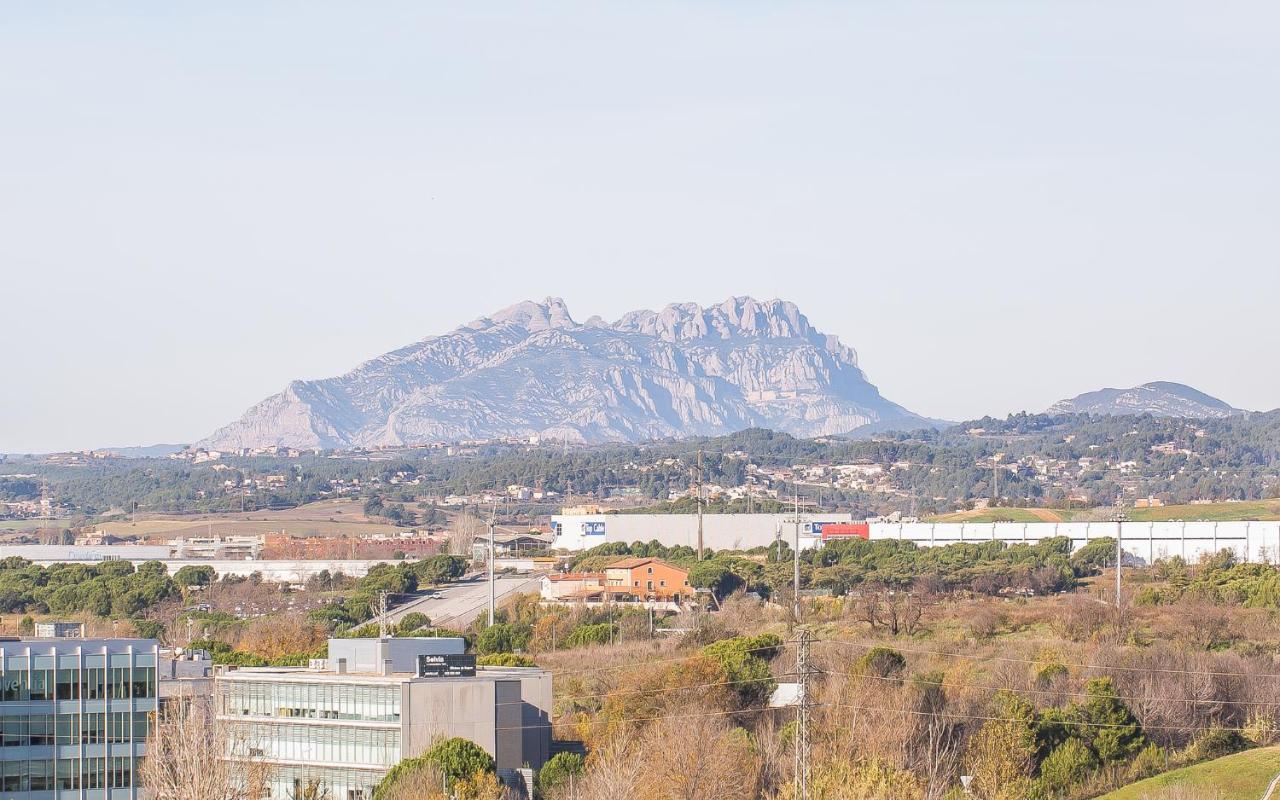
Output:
[
  {"xmin": 550, "ymin": 513, "xmax": 856, "ymax": 552},
  {"xmin": 869, "ymin": 521, "xmax": 1280, "ymax": 564},
  {"xmin": 548, "ymin": 514, "xmax": 1280, "ymax": 564}
]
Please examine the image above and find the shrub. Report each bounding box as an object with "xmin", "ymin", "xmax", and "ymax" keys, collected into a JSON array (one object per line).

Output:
[
  {"xmin": 398, "ymin": 612, "xmax": 430, "ymax": 634},
  {"xmin": 536, "ymin": 752, "xmax": 584, "ymax": 794},
  {"xmin": 699, "ymin": 635, "xmax": 779, "ymax": 705},
  {"xmin": 476, "ymin": 653, "xmax": 534, "ymax": 667},
  {"xmin": 1128, "ymin": 743, "xmax": 1167, "ymax": 782},
  {"xmin": 474, "ymin": 622, "xmax": 530, "ymax": 655},
  {"xmin": 563, "ymin": 623, "xmax": 614, "ymax": 648},
  {"xmin": 1038, "ymin": 738, "xmax": 1097, "ymax": 794},
  {"xmin": 853, "ymin": 646, "xmax": 906, "ymax": 679},
  {"xmin": 423, "ymin": 738, "xmax": 494, "ymax": 784},
  {"xmin": 1185, "ymin": 727, "xmax": 1250, "ymax": 762}
]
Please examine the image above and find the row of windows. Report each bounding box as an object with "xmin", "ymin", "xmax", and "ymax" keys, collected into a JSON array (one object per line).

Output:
[
  {"xmin": 2, "ymin": 654, "xmax": 155, "ymax": 672},
  {"xmin": 220, "ymin": 681, "xmax": 400, "ymax": 722},
  {"xmin": 0, "ymin": 666, "xmax": 155, "ymax": 701},
  {"xmin": 0, "ymin": 756, "xmax": 133, "ymax": 791},
  {"xmin": 228, "ymin": 721, "xmax": 400, "ymax": 767},
  {"xmin": 260, "ymin": 765, "xmax": 379, "ymax": 800},
  {"xmin": 0, "ymin": 711, "xmax": 150, "ymax": 746}
]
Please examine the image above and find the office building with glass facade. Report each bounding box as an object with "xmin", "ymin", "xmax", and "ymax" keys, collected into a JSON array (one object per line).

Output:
[
  {"xmin": 216, "ymin": 638, "xmax": 551, "ymax": 800},
  {"xmin": 0, "ymin": 637, "xmax": 158, "ymax": 798}
]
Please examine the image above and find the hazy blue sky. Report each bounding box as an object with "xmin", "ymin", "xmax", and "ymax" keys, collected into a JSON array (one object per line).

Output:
[{"xmin": 2, "ymin": 2, "xmax": 1277, "ymax": 453}]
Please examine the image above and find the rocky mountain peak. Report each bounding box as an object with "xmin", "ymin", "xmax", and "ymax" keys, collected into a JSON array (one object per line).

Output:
[
  {"xmin": 199, "ymin": 295, "xmax": 925, "ymax": 449},
  {"xmin": 468, "ymin": 296, "xmax": 578, "ymax": 333}
]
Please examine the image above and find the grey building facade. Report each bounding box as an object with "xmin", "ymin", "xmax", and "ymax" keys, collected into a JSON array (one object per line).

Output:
[
  {"xmin": 216, "ymin": 638, "xmax": 550, "ymax": 799},
  {"xmin": 0, "ymin": 637, "xmax": 158, "ymax": 798}
]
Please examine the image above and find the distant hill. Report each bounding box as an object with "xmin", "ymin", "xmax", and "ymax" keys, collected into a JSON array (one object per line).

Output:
[
  {"xmin": 1047, "ymin": 381, "xmax": 1243, "ymax": 419},
  {"xmin": 199, "ymin": 296, "xmax": 934, "ymax": 449},
  {"xmin": 93, "ymin": 444, "xmax": 188, "ymax": 459}
]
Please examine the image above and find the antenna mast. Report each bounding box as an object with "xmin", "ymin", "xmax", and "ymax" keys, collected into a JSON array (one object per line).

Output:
[
  {"xmin": 1113, "ymin": 492, "xmax": 1127, "ymax": 607},
  {"xmin": 696, "ymin": 448, "xmax": 704, "ymax": 561},
  {"xmin": 794, "ymin": 627, "xmax": 813, "ymax": 800},
  {"xmin": 793, "ymin": 488, "xmax": 802, "ymax": 623}
]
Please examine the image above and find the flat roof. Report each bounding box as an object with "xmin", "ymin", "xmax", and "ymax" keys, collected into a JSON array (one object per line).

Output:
[{"xmin": 215, "ymin": 665, "xmax": 535, "ymax": 680}]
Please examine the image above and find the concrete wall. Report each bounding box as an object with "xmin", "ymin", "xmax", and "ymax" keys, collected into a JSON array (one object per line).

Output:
[
  {"xmin": 402, "ymin": 678, "xmax": 525, "ymax": 768},
  {"xmin": 481, "ymin": 666, "xmax": 552, "ymax": 771}
]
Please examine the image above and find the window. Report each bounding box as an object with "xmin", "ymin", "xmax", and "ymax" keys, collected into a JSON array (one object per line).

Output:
[
  {"xmin": 30, "ymin": 669, "xmax": 53, "ymax": 700},
  {"xmin": 83, "ymin": 757, "xmax": 106, "ymax": 790},
  {"xmin": 132, "ymin": 666, "xmax": 156, "ymax": 698},
  {"xmin": 1, "ymin": 758, "xmax": 26, "ymax": 791},
  {"xmin": 109, "ymin": 667, "xmax": 130, "ymax": 699},
  {"xmin": 108, "ymin": 756, "xmax": 132, "ymax": 789},
  {"xmin": 83, "ymin": 714, "xmax": 105, "ymax": 744},
  {"xmin": 1, "ymin": 715, "xmax": 28, "ymax": 747},
  {"xmin": 647, "ymin": 567, "xmax": 653, "ymax": 574},
  {"xmin": 56, "ymin": 714, "xmax": 80, "ymax": 745},
  {"xmin": 659, "ymin": 580, "xmax": 666, "ymax": 587},
  {"xmin": 108, "ymin": 712, "xmax": 130, "ymax": 743},
  {"xmin": 56, "ymin": 668, "xmax": 80, "ymax": 700},
  {"xmin": 646, "ymin": 581, "xmax": 653, "ymax": 590},
  {"xmin": 29, "ymin": 760, "xmax": 53, "ymax": 791},
  {"xmin": 57, "ymin": 757, "xmax": 80, "ymax": 790},
  {"xmin": 83, "ymin": 667, "xmax": 106, "ymax": 699},
  {"xmin": 30, "ymin": 715, "xmax": 53, "ymax": 745}
]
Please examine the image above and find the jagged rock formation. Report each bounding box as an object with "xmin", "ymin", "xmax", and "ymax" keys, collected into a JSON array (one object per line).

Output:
[
  {"xmin": 1047, "ymin": 381, "xmax": 1243, "ymax": 419},
  {"xmin": 200, "ymin": 297, "xmax": 932, "ymax": 448}
]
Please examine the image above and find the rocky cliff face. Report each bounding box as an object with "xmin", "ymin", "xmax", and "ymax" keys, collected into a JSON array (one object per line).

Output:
[
  {"xmin": 1047, "ymin": 381, "xmax": 1243, "ymax": 419},
  {"xmin": 199, "ymin": 297, "xmax": 930, "ymax": 448}
]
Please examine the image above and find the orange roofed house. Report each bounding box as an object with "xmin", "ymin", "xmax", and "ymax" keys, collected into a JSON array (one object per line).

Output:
[{"xmin": 604, "ymin": 558, "xmax": 691, "ymax": 603}]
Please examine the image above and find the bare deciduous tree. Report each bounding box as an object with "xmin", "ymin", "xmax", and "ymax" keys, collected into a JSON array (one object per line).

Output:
[
  {"xmin": 448, "ymin": 513, "xmax": 487, "ymax": 559},
  {"xmin": 141, "ymin": 700, "xmax": 265, "ymax": 800}
]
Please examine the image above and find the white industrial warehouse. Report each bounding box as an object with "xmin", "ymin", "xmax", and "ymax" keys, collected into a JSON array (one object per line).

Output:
[{"xmin": 550, "ymin": 513, "xmax": 1280, "ymax": 565}]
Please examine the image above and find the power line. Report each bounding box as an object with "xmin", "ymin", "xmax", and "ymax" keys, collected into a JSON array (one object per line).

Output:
[
  {"xmin": 815, "ymin": 647, "xmax": 1280, "ymax": 709},
  {"xmin": 816, "ymin": 638, "xmax": 1280, "ymax": 680}
]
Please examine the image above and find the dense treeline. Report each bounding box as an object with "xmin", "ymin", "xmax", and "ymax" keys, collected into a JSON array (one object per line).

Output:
[
  {"xmin": 567, "ymin": 535, "xmax": 1113, "ymax": 601},
  {"xmin": 5, "ymin": 411, "xmax": 1279, "ymax": 519},
  {"xmin": 0, "ymin": 557, "xmax": 177, "ymax": 618}
]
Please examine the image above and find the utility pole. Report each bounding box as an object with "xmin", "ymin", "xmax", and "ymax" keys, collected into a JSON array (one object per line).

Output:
[
  {"xmin": 792, "ymin": 489, "xmax": 802, "ymax": 623},
  {"xmin": 1112, "ymin": 493, "xmax": 1127, "ymax": 607},
  {"xmin": 376, "ymin": 591, "xmax": 389, "ymax": 639},
  {"xmin": 794, "ymin": 627, "xmax": 813, "ymax": 800},
  {"xmin": 696, "ymin": 449, "xmax": 704, "ymax": 561},
  {"xmin": 488, "ymin": 502, "xmax": 497, "ymax": 627}
]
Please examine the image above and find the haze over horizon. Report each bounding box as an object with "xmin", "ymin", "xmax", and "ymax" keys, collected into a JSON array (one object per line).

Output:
[{"xmin": 2, "ymin": 2, "xmax": 1278, "ymax": 453}]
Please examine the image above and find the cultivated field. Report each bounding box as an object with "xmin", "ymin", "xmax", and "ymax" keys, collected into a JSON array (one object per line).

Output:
[{"xmin": 93, "ymin": 499, "xmax": 408, "ymax": 539}]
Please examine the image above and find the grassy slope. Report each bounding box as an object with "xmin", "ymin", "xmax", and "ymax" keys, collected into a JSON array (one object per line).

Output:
[
  {"xmin": 1093, "ymin": 747, "xmax": 1280, "ymax": 800},
  {"xmin": 924, "ymin": 508, "xmax": 1069, "ymax": 523},
  {"xmin": 1124, "ymin": 500, "xmax": 1280, "ymax": 522},
  {"xmin": 926, "ymin": 501, "xmax": 1280, "ymax": 525}
]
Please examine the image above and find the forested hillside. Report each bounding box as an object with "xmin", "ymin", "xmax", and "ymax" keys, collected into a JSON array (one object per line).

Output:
[{"xmin": 4, "ymin": 410, "xmax": 1278, "ymax": 522}]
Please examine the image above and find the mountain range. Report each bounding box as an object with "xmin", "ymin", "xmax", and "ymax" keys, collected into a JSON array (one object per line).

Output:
[
  {"xmin": 1046, "ymin": 382, "xmax": 1243, "ymax": 419},
  {"xmin": 199, "ymin": 297, "xmax": 939, "ymax": 449},
  {"xmin": 198, "ymin": 298, "xmax": 1253, "ymax": 451}
]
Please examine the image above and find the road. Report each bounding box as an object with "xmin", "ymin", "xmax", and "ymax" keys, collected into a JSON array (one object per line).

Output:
[{"xmin": 380, "ymin": 574, "xmax": 545, "ymax": 630}]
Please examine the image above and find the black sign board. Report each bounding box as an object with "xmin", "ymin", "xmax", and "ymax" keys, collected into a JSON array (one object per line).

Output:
[{"xmin": 418, "ymin": 653, "xmax": 477, "ymax": 678}]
